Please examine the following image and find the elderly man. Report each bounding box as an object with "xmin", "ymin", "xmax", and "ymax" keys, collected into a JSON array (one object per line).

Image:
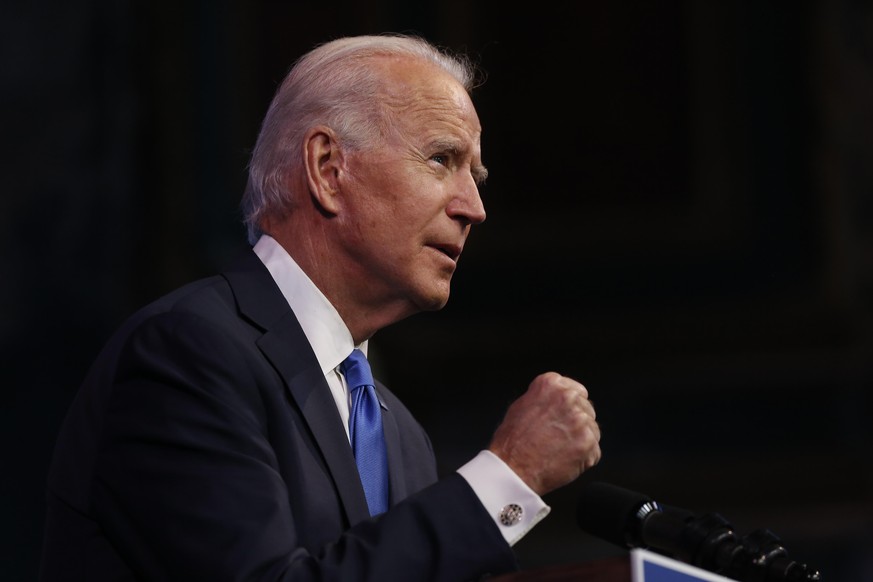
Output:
[{"xmin": 40, "ymin": 34, "xmax": 601, "ymax": 581}]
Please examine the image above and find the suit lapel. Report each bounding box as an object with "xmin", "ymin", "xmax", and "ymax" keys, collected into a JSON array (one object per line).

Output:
[
  {"xmin": 376, "ymin": 383, "xmax": 408, "ymax": 505},
  {"xmin": 222, "ymin": 250, "xmax": 371, "ymax": 526}
]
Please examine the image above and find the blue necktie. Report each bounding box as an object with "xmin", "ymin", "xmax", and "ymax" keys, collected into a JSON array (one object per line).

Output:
[{"xmin": 340, "ymin": 349, "xmax": 389, "ymax": 516}]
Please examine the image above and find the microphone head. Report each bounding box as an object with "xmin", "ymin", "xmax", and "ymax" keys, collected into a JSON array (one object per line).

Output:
[{"xmin": 576, "ymin": 481, "xmax": 661, "ymax": 548}]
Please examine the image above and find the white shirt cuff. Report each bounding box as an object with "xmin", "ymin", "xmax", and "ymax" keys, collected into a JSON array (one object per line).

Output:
[{"xmin": 456, "ymin": 450, "xmax": 551, "ymax": 546}]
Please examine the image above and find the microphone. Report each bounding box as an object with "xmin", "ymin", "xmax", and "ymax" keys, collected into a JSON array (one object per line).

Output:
[{"xmin": 575, "ymin": 481, "xmax": 822, "ymax": 582}]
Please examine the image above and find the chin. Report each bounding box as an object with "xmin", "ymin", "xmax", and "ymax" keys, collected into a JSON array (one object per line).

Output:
[
  {"xmin": 417, "ymin": 295, "xmax": 449, "ymax": 312},
  {"xmin": 406, "ymin": 271, "xmax": 454, "ymax": 312},
  {"xmin": 415, "ymin": 285, "xmax": 451, "ymax": 312}
]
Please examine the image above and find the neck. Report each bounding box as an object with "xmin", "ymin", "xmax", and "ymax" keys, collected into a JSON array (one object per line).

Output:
[{"xmin": 265, "ymin": 220, "xmax": 416, "ymax": 345}]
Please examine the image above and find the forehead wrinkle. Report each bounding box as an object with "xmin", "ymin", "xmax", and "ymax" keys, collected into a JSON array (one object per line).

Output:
[
  {"xmin": 375, "ymin": 57, "xmax": 487, "ymax": 180},
  {"xmin": 392, "ymin": 92, "xmax": 470, "ymax": 131},
  {"xmin": 380, "ymin": 64, "xmax": 479, "ymax": 132},
  {"xmin": 379, "ymin": 91, "xmax": 457, "ymax": 151}
]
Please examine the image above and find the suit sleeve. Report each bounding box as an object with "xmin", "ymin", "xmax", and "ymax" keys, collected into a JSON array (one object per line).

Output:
[{"xmin": 92, "ymin": 311, "xmax": 517, "ymax": 581}]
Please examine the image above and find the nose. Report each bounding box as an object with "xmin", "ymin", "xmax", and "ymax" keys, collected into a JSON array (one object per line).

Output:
[{"xmin": 447, "ymin": 178, "xmax": 486, "ymax": 226}]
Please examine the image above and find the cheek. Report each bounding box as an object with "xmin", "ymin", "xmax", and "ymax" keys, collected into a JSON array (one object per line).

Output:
[{"xmin": 349, "ymin": 165, "xmax": 444, "ymax": 244}]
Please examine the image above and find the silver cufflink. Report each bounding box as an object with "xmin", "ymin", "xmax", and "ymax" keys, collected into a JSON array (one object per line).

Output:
[{"xmin": 498, "ymin": 503, "xmax": 523, "ymax": 526}]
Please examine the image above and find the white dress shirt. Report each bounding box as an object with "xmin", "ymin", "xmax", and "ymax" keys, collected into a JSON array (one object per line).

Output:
[{"xmin": 253, "ymin": 234, "xmax": 549, "ymax": 545}]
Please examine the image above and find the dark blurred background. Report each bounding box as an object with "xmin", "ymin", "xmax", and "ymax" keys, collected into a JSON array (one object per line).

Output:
[{"xmin": 3, "ymin": 1, "xmax": 872, "ymax": 580}]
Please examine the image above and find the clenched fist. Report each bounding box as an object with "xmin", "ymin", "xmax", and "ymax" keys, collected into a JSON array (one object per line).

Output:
[{"xmin": 488, "ymin": 372, "xmax": 601, "ymax": 495}]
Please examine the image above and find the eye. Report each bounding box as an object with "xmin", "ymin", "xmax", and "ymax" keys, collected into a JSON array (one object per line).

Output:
[{"xmin": 431, "ymin": 153, "xmax": 449, "ymax": 167}]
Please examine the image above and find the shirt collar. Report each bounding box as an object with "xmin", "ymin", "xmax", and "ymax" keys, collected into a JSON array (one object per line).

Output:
[{"xmin": 252, "ymin": 234, "xmax": 367, "ymax": 375}]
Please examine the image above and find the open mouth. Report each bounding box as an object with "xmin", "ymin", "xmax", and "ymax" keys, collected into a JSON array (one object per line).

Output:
[{"xmin": 430, "ymin": 244, "xmax": 461, "ymax": 262}]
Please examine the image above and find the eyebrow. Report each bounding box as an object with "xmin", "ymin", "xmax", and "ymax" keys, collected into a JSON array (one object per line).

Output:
[{"xmin": 472, "ymin": 163, "xmax": 489, "ymax": 185}]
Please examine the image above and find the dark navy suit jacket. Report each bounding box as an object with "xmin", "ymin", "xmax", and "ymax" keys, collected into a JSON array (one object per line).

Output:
[{"xmin": 40, "ymin": 249, "xmax": 516, "ymax": 581}]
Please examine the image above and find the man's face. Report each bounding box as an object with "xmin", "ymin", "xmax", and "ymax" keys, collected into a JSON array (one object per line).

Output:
[{"xmin": 335, "ymin": 58, "xmax": 487, "ymax": 318}]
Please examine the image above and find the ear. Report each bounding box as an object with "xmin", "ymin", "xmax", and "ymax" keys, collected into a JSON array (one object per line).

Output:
[{"xmin": 303, "ymin": 125, "xmax": 344, "ymax": 216}]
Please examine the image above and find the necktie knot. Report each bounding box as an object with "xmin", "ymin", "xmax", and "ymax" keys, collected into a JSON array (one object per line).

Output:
[{"xmin": 340, "ymin": 348, "xmax": 375, "ymax": 393}]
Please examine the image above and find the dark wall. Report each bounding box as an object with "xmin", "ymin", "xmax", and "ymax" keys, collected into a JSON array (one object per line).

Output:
[{"xmin": 3, "ymin": 1, "xmax": 872, "ymax": 580}]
